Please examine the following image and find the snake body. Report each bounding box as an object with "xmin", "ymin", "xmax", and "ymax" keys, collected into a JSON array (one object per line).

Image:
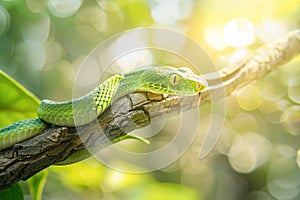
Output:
[{"xmin": 0, "ymin": 66, "xmax": 207, "ymax": 151}]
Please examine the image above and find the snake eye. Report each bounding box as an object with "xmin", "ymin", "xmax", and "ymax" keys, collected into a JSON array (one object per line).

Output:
[{"xmin": 170, "ymin": 74, "xmax": 182, "ymax": 86}]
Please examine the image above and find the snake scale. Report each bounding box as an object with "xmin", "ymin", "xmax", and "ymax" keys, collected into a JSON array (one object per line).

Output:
[{"xmin": 0, "ymin": 66, "xmax": 207, "ymax": 152}]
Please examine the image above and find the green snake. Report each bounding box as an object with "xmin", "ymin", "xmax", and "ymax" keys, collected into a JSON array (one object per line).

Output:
[{"xmin": 0, "ymin": 66, "xmax": 207, "ymax": 152}]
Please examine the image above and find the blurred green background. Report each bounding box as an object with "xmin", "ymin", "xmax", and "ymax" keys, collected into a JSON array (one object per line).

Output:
[{"xmin": 1, "ymin": 0, "xmax": 300, "ymax": 199}]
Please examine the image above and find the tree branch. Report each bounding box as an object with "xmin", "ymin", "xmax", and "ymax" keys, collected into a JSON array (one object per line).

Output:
[
  {"xmin": 201, "ymin": 29, "xmax": 300, "ymax": 102},
  {"xmin": 1, "ymin": 29, "xmax": 300, "ymax": 190}
]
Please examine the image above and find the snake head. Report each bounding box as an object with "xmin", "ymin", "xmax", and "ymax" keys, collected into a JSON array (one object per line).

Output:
[{"xmin": 140, "ymin": 66, "xmax": 208, "ymax": 96}]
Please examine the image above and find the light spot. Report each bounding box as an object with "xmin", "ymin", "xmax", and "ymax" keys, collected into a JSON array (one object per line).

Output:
[
  {"xmin": 150, "ymin": 0, "xmax": 193, "ymax": 25},
  {"xmin": 204, "ymin": 26, "xmax": 226, "ymax": 50},
  {"xmin": 256, "ymin": 19, "xmax": 288, "ymax": 42},
  {"xmin": 267, "ymin": 157, "xmax": 300, "ymax": 199},
  {"xmin": 20, "ymin": 14, "xmax": 50, "ymax": 43},
  {"xmin": 260, "ymin": 101, "xmax": 279, "ymax": 115},
  {"xmin": 44, "ymin": 41, "xmax": 64, "ymax": 68},
  {"xmin": 236, "ymin": 85, "xmax": 262, "ymax": 111},
  {"xmin": 229, "ymin": 133, "xmax": 272, "ymax": 173},
  {"xmin": 115, "ymin": 50, "xmax": 152, "ymax": 69},
  {"xmin": 277, "ymin": 145, "xmax": 295, "ymax": 158},
  {"xmin": 281, "ymin": 105, "xmax": 300, "ymax": 136},
  {"xmin": 110, "ymin": 30, "xmax": 152, "ymax": 69},
  {"xmin": 76, "ymin": 6, "xmax": 107, "ymax": 32},
  {"xmin": 15, "ymin": 42, "xmax": 46, "ymax": 69},
  {"xmin": 229, "ymin": 48, "xmax": 250, "ymax": 64},
  {"xmin": 261, "ymin": 81, "xmax": 286, "ymax": 101},
  {"xmin": 48, "ymin": 0, "xmax": 82, "ymax": 18},
  {"xmin": 231, "ymin": 112, "xmax": 258, "ymax": 133},
  {"xmin": 288, "ymin": 79, "xmax": 300, "ymax": 104},
  {"xmin": 224, "ymin": 18, "xmax": 255, "ymax": 48},
  {"xmin": 97, "ymin": 0, "xmax": 120, "ymax": 12},
  {"xmin": 0, "ymin": 5, "xmax": 10, "ymax": 35}
]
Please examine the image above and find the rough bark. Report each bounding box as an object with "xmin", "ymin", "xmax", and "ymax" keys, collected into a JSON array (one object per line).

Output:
[{"xmin": 0, "ymin": 30, "xmax": 300, "ymax": 190}]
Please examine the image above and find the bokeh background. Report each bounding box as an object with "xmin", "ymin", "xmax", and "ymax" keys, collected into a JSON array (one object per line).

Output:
[{"xmin": 0, "ymin": 0, "xmax": 300, "ymax": 199}]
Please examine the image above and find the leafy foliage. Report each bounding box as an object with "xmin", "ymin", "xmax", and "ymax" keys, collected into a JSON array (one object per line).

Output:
[
  {"xmin": 0, "ymin": 70, "xmax": 39, "ymax": 127},
  {"xmin": 0, "ymin": 70, "xmax": 47, "ymax": 199},
  {"xmin": 27, "ymin": 170, "xmax": 49, "ymax": 200},
  {"xmin": 0, "ymin": 183, "xmax": 23, "ymax": 200}
]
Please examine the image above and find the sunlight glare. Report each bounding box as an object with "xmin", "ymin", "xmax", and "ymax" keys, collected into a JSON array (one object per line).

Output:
[
  {"xmin": 256, "ymin": 19, "xmax": 288, "ymax": 42},
  {"xmin": 48, "ymin": 0, "xmax": 82, "ymax": 18},
  {"xmin": 204, "ymin": 26, "xmax": 226, "ymax": 50},
  {"xmin": 110, "ymin": 31, "xmax": 152, "ymax": 70},
  {"xmin": 150, "ymin": 0, "xmax": 193, "ymax": 25},
  {"xmin": 229, "ymin": 48, "xmax": 250, "ymax": 64},
  {"xmin": 115, "ymin": 50, "xmax": 153, "ymax": 69},
  {"xmin": 224, "ymin": 18, "xmax": 255, "ymax": 48}
]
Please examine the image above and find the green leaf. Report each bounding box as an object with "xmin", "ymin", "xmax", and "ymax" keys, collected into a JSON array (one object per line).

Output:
[
  {"xmin": 0, "ymin": 70, "xmax": 40, "ymax": 127},
  {"xmin": 0, "ymin": 70, "xmax": 44, "ymax": 199},
  {"xmin": 27, "ymin": 170, "xmax": 49, "ymax": 200},
  {"xmin": 0, "ymin": 183, "xmax": 24, "ymax": 200}
]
